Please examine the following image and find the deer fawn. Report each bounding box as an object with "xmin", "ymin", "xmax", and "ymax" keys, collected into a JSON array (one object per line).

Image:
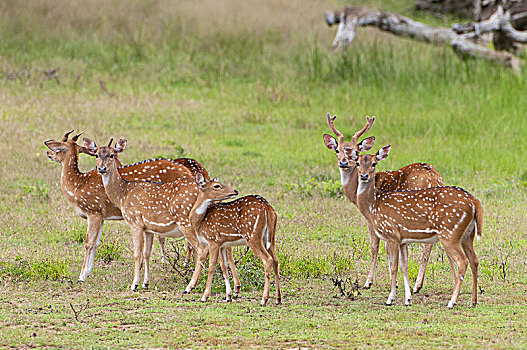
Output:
[
  {"xmin": 347, "ymin": 145, "xmax": 483, "ymax": 308},
  {"xmin": 188, "ymin": 173, "xmax": 281, "ymax": 306},
  {"xmin": 323, "ymin": 113, "xmax": 453, "ymax": 293},
  {"xmin": 83, "ymin": 137, "xmax": 241, "ymax": 293}
]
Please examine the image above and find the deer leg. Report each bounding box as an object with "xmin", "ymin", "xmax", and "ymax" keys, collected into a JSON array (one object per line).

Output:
[
  {"xmin": 225, "ymin": 247, "xmax": 241, "ymax": 296},
  {"xmin": 78, "ymin": 215, "xmax": 104, "ymax": 282},
  {"xmin": 185, "ymin": 245, "xmax": 208, "ymax": 293},
  {"xmin": 179, "ymin": 227, "xmax": 207, "ymax": 293},
  {"xmin": 201, "ymin": 244, "xmax": 220, "ymax": 302},
  {"xmin": 399, "ymin": 244, "xmax": 412, "ymax": 306},
  {"xmin": 442, "ymin": 240, "xmax": 469, "ymax": 309},
  {"xmin": 143, "ymin": 232, "xmax": 154, "ymax": 289},
  {"xmin": 219, "ymin": 247, "xmax": 232, "ymax": 302},
  {"xmin": 248, "ymin": 241, "xmax": 274, "ymax": 306},
  {"xmin": 447, "ymin": 251, "xmax": 457, "ymax": 287},
  {"xmin": 461, "ymin": 230, "xmax": 479, "ymax": 306},
  {"xmin": 364, "ymin": 222, "xmax": 380, "ymax": 289},
  {"xmin": 183, "ymin": 241, "xmax": 193, "ymax": 268},
  {"xmin": 413, "ymin": 243, "xmax": 433, "ymax": 294},
  {"xmin": 157, "ymin": 236, "xmax": 167, "ymax": 264},
  {"xmin": 130, "ymin": 227, "xmax": 145, "ymax": 291},
  {"xmin": 268, "ymin": 245, "xmax": 282, "ymax": 305},
  {"xmin": 385, "ymin": 241, "xmax": 399, "ymax": 306}
]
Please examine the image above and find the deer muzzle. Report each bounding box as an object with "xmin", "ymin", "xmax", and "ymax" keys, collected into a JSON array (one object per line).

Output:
[{"xmin": 338, "ymin": 159, "xmax": 349, "ymax": 168}]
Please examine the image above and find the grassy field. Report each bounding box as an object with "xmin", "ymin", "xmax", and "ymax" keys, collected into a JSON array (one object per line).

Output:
[{"xmin": 1, "ymin": 0, "xmax": 527, "ymax": 348}]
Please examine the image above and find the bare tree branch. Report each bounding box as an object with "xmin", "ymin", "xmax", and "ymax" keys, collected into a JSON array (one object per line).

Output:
[{"xmin": 325, "ymin": 6, "xmax": 522, "ymax": 70}]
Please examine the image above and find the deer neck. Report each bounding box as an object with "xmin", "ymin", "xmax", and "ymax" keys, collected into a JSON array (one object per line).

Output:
[
  {"xmin": 100, "ymin": 161, "xmax": 128, "ymax": 207},
  {"xmin": 340, "ymin": 166, "xmax": 359, "ymax": 205},
  {"xmin": 60, "ymin": 150, "xmax": 82, "ymax": 199},
  {"xmin": 189, "ymin": 192, "xmax": 214, "ymax": 232},
  {"xmin": 356, "ymin": 178, "xmax": 377, "ymax": 222}
]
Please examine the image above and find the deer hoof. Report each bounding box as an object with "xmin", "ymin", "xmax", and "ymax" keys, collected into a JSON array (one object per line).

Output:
[{"xmin": 363, "ymin": 281, "xmax": 373, "ymax": 289}]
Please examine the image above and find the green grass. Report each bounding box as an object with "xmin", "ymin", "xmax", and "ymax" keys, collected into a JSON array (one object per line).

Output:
[{"xmin": 1, "ymin": 0, "xmax": 527, "ymax": 348}]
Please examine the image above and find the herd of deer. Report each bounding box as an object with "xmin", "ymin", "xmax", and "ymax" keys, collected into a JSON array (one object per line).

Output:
[{"xmin": 44, "ymin": 113, "xmax": 482, "ymax": 309}]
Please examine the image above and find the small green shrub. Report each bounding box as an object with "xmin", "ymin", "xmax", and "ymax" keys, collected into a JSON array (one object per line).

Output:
[
  {"xmin": 69, "ymin": 225, "xmax": 86, "ymax": 244},
  {"xmin": 0, "ymin": 256, "xmax": 68, "ymax": 281},
  {"xmin": 278, "ymin": 250, "xmax": 354, "ymax": 279},
  {"xmin": 98, "ymin": 239, "xmax": 123, "ymax": 264},
  {"xmin": 17, "ymin": 181, "xmax": 50, "ymax": 201}
]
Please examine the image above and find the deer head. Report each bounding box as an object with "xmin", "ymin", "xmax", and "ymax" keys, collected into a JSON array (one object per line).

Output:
[
  {"xmin": 83, "ymin": 137, "xmax": 127, "ymax": 174},
  {"xmin": 195, "ymin": 173, "xmax": 239, "ymax": 202},
  {"xmin": 347, "ymin": 145, "xmax": 391, "ymax": 184},
  {"xmin": 323, "ymin": 113, "xmax": 375, "ymax": 169},
  {"xmin": 44, "ymin": 130, "xmax": 89, "ymax": 163}
]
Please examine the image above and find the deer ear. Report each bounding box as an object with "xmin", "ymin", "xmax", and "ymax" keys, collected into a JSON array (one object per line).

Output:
[
  {"xmin": 195, "ymin": 173, "xmax": 206, "ymax": 189},
  {"xmin": 83, "ymin": 138, "xmax": 98, "ymax": 154},
  {"xmin": 115, "ymin": 139, "xmax": 127, "ymax": 153},
  {"xmin": 78, "ymin": 146, "xmax": 95, "ymax": 156},
  {"xmin": 358, "ymin": 136, "xmax": 375, "ymax": 152},
  {"xmin": 344, "ymin": 147, "xmax": 359, "ymax": 161},
  {"xmin": 323, "ymin": 134, "xmax": 338, "ymax": 151},
  {"xmin": 44, "ymin": 140, "xmax": 68, "ymax": 152},
  {"xmin": 376, "ymin": 145, "xmax": 391, "ymax": 162}
]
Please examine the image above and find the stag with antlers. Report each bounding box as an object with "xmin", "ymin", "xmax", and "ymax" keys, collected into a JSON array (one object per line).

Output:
[
  {"xmin": 45, "ymin": 131, "xmax": 240, "ymax": 290},
  {"xmin": 347, "ymin": 145, "xmax": 483, "ymax": 307},
  {"xmin": 188, "ymin": 173, "xmax": 281, "ymax": 306},
  {"xmin": 323, "ymin": 113, "xmax": 454, "ymax": 292}
]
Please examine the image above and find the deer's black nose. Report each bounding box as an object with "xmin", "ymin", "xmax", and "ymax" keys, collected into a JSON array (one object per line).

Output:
[{"xmin": 360, "ymin": 173, "xmax": 369, "ymax": 181}]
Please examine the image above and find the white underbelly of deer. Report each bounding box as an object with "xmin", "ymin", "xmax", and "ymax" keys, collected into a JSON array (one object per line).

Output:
[
  {"xmin": 143, "ymin": 220, "xmax": 184, "ymax": 238},
  {"xmin": 105, "ymin": 215, "xmax": 124, "ymax": 220},
  {"xmin": 401, "ymin": 235, "xmax": 440, "ymax": 245},
  {"xmin": 222, "ymin": 238, "xmax": 247, "ymax": 247}
]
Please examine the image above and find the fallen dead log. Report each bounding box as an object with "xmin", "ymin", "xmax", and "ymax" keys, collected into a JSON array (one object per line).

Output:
[
  {"xmin": 453, "ymin": 4, "xmax": 527, "ymax": 52},
  {"xmin": 325, "ymin": 6, "xmax": 522, "ymax": 70}
]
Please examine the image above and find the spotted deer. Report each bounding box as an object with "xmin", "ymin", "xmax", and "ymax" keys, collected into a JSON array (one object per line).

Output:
[
  {"xmin": 323, "ymin": 113, "xmax": 453, "ymax": 293},
  {"xmin": 188, "ymin": 173, "xmax": 281, "ymax": 306},
  {"xmin": 44, "ymin": 131, "xmax": 226, "ymax": 284},
  {"xmin": 348, "ymin": 145, "xmax": 483, "ymax": 308},
  {"xmin": 83, "ymin": 137, "xmax": 241, "ymax": 293}
]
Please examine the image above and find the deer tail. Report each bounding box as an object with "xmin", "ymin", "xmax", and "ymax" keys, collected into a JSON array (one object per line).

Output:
[{"xmin": 474, "ymin": 198, "xmax": 483, "ymax": 241}]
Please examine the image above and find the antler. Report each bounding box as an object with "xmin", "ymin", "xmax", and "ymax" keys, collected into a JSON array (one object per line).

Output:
[
  {"xmin": 72, "ymin": 132, "xmax": 83, "ymax": 142},
  {"xmin": 107, "ymin": 138, "xmax": 114, "ymax": 147},
  {"xmin": 62, "ymin": 130, "xmax": 74, "ymax": 142},
  {"xmin": 326, "ymin": 112, "xmax": 344, "ymax": 144},
  {"xmin": 351, "ymin": 116, "xmax": 375, "ymax": 145}
]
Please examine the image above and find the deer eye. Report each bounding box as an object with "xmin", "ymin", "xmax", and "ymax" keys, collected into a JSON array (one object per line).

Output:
[
  {"xmin": 372, "ymin": 162, "xmax": 377, "ymax": 167},
  {"xmin": 213, "ymin": 184, "xmax": 221, "ymax": 189},
  {"xmin": 109, "ymin": 154, "xmax": 114, "ymax": 158},
  {"xmin": 95, "ymin": 154, "xmax": 99, "ymax": 158},
  {"xmin": 355, "ymin": 162, "xmax": 360, "ymax": 167},
  {"xmin": 335, "ymin": 150, "xmax": 339, "ymax": 154}
]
